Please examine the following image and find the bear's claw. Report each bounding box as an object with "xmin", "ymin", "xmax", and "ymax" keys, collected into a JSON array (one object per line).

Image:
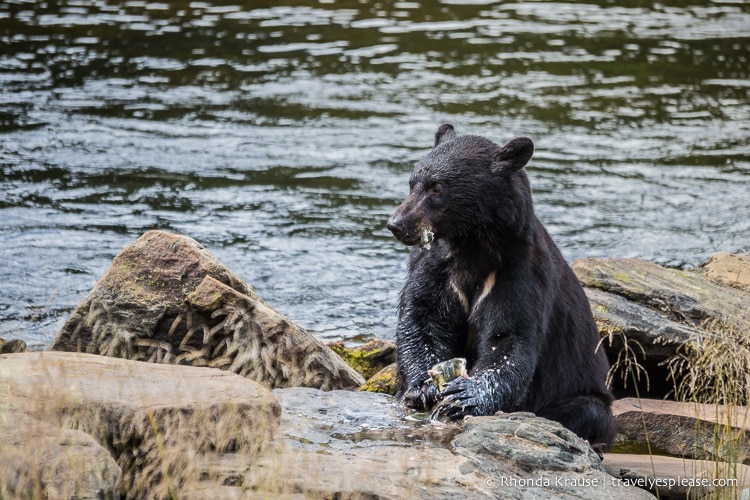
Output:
[
  {"xmin": 430, "ymin": 377, "xmax": 483, "ymax": 421},
  {"xmin": 403, "ymin": 380, "xmax": 440, "ymax": 411}
]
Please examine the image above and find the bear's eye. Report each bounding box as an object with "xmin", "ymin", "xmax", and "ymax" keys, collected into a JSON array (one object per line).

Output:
[{"xmin": 425, "ymin": 182, "xmax": 443, "ymax": 196}]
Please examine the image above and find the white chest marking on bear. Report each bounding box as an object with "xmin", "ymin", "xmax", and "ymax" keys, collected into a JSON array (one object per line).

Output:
[
  {"xmin": 451, "ymin": 271, "xmax": 496, "ymax": 316},
  {"xmin": 472, "ymin": 271, "xmax": 496, "ymax": 314},
  {"xmin": 450, "ymin": 279, "xmax": 470, "ymax": 315}
]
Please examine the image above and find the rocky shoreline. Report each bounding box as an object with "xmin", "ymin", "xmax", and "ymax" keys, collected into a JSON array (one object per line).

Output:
[{"xmin": 1, "ymin": 230, "xmax": 749, "ymax": 499}]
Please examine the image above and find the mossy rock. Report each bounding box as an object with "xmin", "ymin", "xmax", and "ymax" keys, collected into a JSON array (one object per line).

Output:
[
  {"xmin": 327, "ymin": 339, "xmax": 396, "ymax": 380},
  {"xmin": 358, "ymin": 362, "xmax": 398, "ymax": 395}
]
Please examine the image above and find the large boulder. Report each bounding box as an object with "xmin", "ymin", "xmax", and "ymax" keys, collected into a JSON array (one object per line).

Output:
[
  {"xmin": 51, "ymin": 230, "xmax": 364, "ymax": 390},
  {"xmin": 572, "ymin": 254, "xmax": 750, "ymax": 401},
  {"xmin": 0, "ymin": 351, "xmax": 281, "ymax": 499},
  {"xmin": 573, "ymin": 257, "xmax": 749, "ymax": 330}
]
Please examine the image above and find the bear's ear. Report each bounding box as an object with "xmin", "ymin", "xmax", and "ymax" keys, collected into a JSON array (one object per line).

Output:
[
  {"xmin": 434, "ymin": 123, "xmax": 457, "ymax": 147},
  {"xmin": 492, "ymin": 136, "xmax": 534, "ymax": 173}
]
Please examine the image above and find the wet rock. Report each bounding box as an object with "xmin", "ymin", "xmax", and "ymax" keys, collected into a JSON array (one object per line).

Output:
[
  {"xmin": 272, "ymin": 386, "xmax": 439, "ymax": 448},
  {"xmin": 239, "ymin": 387, "xmax": 653, "ymax": 499},
  {"xmin": 0, "ymin": 408, "xmax": 120, "ymax": 499},
  {"xmin": 604, "ymin": 454, "xmax": 750, "ymax": 499},
  {"xmin": 0, "ymin": 351, "xmax": 281, "ymax": 499},
  {"xmin": 613, "ymin": 398, "xmax": 750, "ymax": 465},
  {"xmin": 359, "ymin": 361, "xmax": 398, "ymax": 394},
  {"xmin": 51, "ymin": 230, "xmax": 364, "ymax": 390},
  {"xmin": 327, "ymin": 338, "xmax": 396, "ymax": 380},
  {"xmin": 453, "ymin": 414, "xmax": 604, "ymax": 474}
]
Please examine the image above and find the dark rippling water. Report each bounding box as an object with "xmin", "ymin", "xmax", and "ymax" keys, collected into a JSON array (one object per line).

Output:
[{"xmin": 1, "ymin": 0, "xmax": 748, "ymax": 350}]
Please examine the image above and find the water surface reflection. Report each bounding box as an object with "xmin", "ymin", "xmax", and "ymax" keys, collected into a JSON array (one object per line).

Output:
[{"xmin": 1, "ymin": 0, "xmax": 748, "ymax": 349}]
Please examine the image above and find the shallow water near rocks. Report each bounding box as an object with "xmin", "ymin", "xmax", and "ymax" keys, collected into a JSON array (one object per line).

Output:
[
  {"xmin": 1, "ymin": 0, "xmax": 748, "ymax": 349},
  {"xmin": 272, "ymin": 387, "xmax": 461, "ymax": 450}
]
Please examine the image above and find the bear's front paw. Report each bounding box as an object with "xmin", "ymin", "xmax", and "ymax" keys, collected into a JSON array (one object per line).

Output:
[
  {"xmin": 403, "ymin": 380, "xmax": 439, "ymax": 411},
  {"xmin": 430, "ymin": 377, "xmax": 485, "ymax": 421}
]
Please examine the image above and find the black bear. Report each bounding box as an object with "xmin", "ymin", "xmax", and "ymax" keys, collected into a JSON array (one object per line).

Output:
[{"xmin": 387, "ymin": 124, "xmax": 615, "ymax": 448}]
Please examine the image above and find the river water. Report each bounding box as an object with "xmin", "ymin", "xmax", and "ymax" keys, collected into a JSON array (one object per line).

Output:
[{"xmin": 1, "ymin": 0, "xmax": 748, "ymax": 350}]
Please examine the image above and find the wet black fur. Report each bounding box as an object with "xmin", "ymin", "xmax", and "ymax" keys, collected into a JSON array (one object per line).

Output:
[{"xmin": 387, "ymin": 124, "xmax": 616, "ymax": 447}]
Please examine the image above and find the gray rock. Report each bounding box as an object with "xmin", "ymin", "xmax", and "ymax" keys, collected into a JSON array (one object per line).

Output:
[
  {"xmin": 453, "ymin": 414, "xmax": 604, "ymax": 474},
  {"xmin": 585, "ymin": 288, "xmax": 705, "ymax": 361},
  {"xmin": 572, "ymin": 255, "xmax": 750, "ymax": 401},
  {"xmin": 51, "ymin": 230, "xmax": 364, "ymax": 390},
  {"xmin": 573, "ymin": 257, "xmax": 750, "ymax": 331},
  {"xmin": 239, "ymin": 387, "xmax": 654, "ymax": 499}
]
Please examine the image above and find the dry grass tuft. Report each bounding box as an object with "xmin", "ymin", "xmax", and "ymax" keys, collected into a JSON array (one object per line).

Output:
[
  {"xmin": 666, "ymin": 316, "xmax": 750, "ymax": 499},
  {"xmin": 598, "ymin": 326, "xmax": 650, "ymax": 393},
  {"xmin": 667, "ymin": 317, "xmax": 750, "ymax": 407}
]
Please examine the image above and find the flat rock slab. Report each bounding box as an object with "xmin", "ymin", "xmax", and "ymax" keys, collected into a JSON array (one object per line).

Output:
[
  {"xmin": 605, "ymin": 454, "xmax": 750, "ymax": 499},
  {"xmin": 573, "ymin": 257, "xmax": 750, "ymax": 330},
  {"xmin": 0, "ymin": 351, "xmax": 281, "ymax": 499},
  {"xmin": 613, "ymin": 398, "xmax": 750, "ymax": 465},
  {"xmin": 51, "ymin": 230, "xmax": 363, "ymax": 390},
  {"xmin": 613, "ymin": 399, "xmax": 750, "ymax": 432}
]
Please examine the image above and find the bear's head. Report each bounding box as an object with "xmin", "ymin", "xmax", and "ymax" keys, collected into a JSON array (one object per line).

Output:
[{"xmin": 387, "ymin": 123, "xmax": 535, "ymax": 248}]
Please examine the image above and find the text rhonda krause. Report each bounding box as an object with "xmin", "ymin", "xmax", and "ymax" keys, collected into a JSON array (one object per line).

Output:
[{"xmin": 486, "ymin": 475, "xmax": 739, "ymax": 489}]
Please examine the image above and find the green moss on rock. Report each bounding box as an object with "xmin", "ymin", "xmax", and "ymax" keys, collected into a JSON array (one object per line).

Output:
[
  {"xmin": 358, "ymin": 363, "xmax": 398, "ymax": 395},
  {"xmin": 327, "ymin": 339, "xmax": 396, "ymax": 380}
]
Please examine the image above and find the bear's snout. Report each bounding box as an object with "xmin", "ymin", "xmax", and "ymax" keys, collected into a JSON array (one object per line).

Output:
[
  {"xmin": 388, "ymin": 212, "xmax": 434, "ymax": 248},
  {"xmin": 387, "ymin": 215, "xmax": 419, "ymax": 245},
  {"xmin": 388, "ymin": 190, "xmax": 436, "ymax": 247},
  {"xmin": 386, "ymin": 218, "xmax": 405, "ymax": 240},
  {"xmin": 387, "ymin": 210, "xmax": 421, "ymax": 246}
]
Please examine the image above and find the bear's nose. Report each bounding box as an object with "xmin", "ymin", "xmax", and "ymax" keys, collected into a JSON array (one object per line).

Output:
[{"xmin": 387, "ymin": 219, "xmax": 404, "ymax": 239}]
